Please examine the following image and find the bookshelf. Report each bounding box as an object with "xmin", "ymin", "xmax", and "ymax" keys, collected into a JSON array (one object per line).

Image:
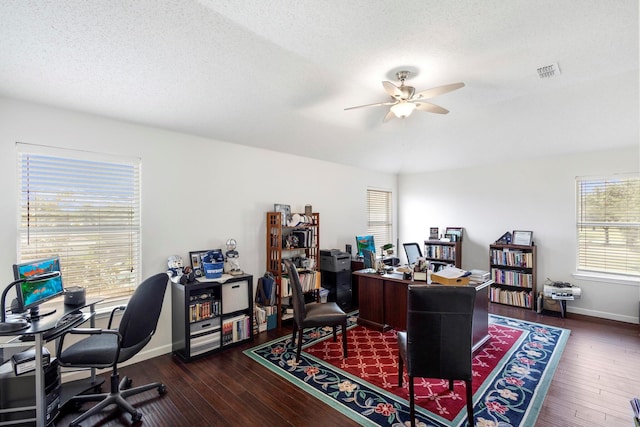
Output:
[
  {"xmin": 489, "ymin": 243, "xmax": 537, "ymax": 311},
  {"xmin": 171, "ymin": 274, "xmax": 253, "ymax": 361},
  {"xmin": 266, "ymin": 211, "xmax": 320, "ymax": 328},
  {"xmin": 423, "ymin": 240, "xmax": 462, "ymax": 268}
]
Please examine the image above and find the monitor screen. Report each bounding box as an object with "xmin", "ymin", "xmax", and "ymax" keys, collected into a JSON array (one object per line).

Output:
[
  {"xmin": 403, "ymin": 243, "xmax": 422, "ymax": 265},
  {"xmin": 13, "ymin": 256, "xmax": 64, "ymax": 317},
  {"xmin": 355, "ymin": 235, "xmax": 375, "ymax": 257}
]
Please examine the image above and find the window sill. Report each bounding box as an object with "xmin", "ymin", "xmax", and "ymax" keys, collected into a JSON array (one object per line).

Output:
[
  {"xmin": 572, "ymin": 272, "xmax": 640, "ymax": 287},
  {"xmin": 92, "ymin": 296, "xmax": 131, "ymax": 319}
]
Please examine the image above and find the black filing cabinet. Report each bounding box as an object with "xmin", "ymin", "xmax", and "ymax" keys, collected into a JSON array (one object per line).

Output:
[{"xmin": 321, "ymin": 270, "xmax": 353, "ymax": 311}]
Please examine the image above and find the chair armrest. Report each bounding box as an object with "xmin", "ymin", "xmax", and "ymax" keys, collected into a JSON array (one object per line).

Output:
[
  {"xmin": 56, "ymin": 327, "xmax": 121, "ymax": 356},
  {"xmin": 107, "ymin": 305, "xmax": 127, "ymax": 329}
]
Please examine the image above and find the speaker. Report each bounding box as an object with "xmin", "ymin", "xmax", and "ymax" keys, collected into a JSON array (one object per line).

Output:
[{"xmin": 64, "ymin": 286, "xmax": 86, "ymax": 306}]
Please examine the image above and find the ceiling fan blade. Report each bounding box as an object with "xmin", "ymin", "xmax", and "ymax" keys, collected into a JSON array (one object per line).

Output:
[
  {"xmin": 413, "ymin": 82, "xmax": 465, "ymax": 100},
  {"xmin": 344, "ymin": 101, "xmax": 395, "ymax": 111},
  {"xmin": 383, "ymin": 110, "xmax": 395, "ymax": 122},
  {"xmin": 382, "ymin": 81, "xmax": 403, "ymax": 98},
  {"xmin": 414, "ymin": 101, "xmax": 449, "ymax": 114}
]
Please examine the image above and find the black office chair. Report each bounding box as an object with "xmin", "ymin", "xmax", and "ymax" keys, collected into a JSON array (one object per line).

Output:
[
  {"xmin": 57, "ymin": 273, "xmax": 169, "ymax": 427},
  {"xmin": 397, "ymin": 285, "xmax": 476, "ymax": 427},
  {"xmin": 283, "ymin": 259, "xmax": 348, "ymax": 362}
]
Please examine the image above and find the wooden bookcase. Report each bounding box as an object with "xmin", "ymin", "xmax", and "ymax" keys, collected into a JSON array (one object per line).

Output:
[
  {"xmin": 423, "ymin": 240, "xmax": 462, "ymax": 268},
  {"xmin": 489, "ymin": 243, "xmax": 537, "ymax": 311},
  {"xmin": 266, "ymin": 211, "xmax": 320, "ymax": 328},
  {"xmin": 171, "ymin": 274, "xmax": 253, "ymax": 361}
]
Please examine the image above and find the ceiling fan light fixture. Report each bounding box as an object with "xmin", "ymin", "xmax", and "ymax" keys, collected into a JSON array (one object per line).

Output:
[{"xmin": 390, "ymin": 101, "xmax": 416, "ymax": 118}]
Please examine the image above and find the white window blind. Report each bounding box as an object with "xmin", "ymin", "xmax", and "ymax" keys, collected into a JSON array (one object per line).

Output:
[
  {"xmin": 16, "ymin": 144, "xmax": 141, "ymax": 299},
  {"xmin": 576, "ymin": 175, "xmax": 640, "ymax": 277},
  {"xmin": 367, "ymin": 189, "xmax": 393, "ymax": 252}
]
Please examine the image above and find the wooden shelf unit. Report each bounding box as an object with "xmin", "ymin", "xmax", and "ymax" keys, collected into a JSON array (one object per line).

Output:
[
  {"xmin": 171, "ymin": 274, "xmax": 253, "ymax": 361},
  {"xmin": 423, "ymin": 240, "xmax": 462, "ymax": 268},
  {"xmin": 489, "ymin": 243, "xmax": 537, "ymax": 311},
  {"xmin": 266, "ymin": 211, "xmax": 320, "ymax": 328}
]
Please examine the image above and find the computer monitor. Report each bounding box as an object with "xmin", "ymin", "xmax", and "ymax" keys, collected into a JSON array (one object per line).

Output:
[
  {"xmin": 13, "ymin": 256, "xmax": 64, "ymax": 319},
  {"xmin": 355, "ymin": 235, "xmax": 375, "ymax": 257},
  {"xmin": 403, "ymin": 242, "xmax": 422, "ymax": 265}
]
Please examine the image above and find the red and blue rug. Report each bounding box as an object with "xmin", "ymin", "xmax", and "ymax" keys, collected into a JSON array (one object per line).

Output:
[{"xmin": 244, "ymin": 314, "xmax": 569, "ymax": 426}]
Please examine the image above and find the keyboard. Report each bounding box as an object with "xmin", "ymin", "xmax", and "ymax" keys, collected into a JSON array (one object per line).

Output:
[{"xmin": 57, "ymin": 311, "xmax": 84, "ymax": 328}]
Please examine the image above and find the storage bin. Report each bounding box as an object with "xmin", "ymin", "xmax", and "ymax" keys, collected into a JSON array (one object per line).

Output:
[
  {"xmin": 222, "ymin": 279, "xmax": 249, "ymax": 314},
  {"xmin": 203, "ymin": 262, "xmax": 223, "ymax": 279}
]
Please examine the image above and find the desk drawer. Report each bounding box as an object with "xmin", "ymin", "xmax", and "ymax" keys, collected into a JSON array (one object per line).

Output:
[{"xmin": 222, "ymin": 280, "xmax": 249, "ymax": 314}]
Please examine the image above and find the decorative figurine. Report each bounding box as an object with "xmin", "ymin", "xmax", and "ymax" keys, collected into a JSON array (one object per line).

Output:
[
  {"xmin": 166, "ymin": 255, "xmax": 184, "ymax": 283},
  {"xmin": 224, "ymin": 238, "xmax": 243, "ymax": 276}
]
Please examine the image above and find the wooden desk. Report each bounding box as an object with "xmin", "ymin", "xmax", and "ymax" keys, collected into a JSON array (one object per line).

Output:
[{"xmin": 353, "ymin": 271, "xmax": 491, "ymax": 352}]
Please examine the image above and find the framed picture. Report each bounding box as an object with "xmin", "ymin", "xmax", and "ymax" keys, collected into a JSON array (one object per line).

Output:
[
  {"xmin": 189, "ymin": 250, "xmax": 211, "ymax": 278},
  {"xmin": 429, "ymin": 227, "xmax": 439, "ymax": 240},
  {"xmin": 512, "ymin": 230, "xmax": 533, "ymax": 246},
  {"xmin": 495, "ymin": 231, "xmax": 512, "ymax": 244},
  {"xmin": 274, "ymin": 203, "xmax": 291, "ymax": 226},
  {"xmin": 444, "ymin": 227, "xmax": 463, "ymax": 242}
]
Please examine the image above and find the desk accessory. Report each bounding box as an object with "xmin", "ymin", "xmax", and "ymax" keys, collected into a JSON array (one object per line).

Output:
[{"xmin": 64, "ymin": 286, "xmax": 86, "ymax": 306}]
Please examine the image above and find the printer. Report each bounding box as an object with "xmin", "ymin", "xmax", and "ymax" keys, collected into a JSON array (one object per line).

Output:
[
  {"xmin": 320, "ymin": 249, "xmax": 351, "ymax": 272},
  {"xmin": 543, "ymin": 283, "xmax": 581, "ymax": 300}
]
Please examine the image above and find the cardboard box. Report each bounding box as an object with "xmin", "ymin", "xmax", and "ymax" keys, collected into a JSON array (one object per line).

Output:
[
  {"xmin": 431, "ymin": 268, "xmax": 470, "ymax": 286},
  {"xmin": 431, "ymin": 275, "xmax": 470, "ymax": 286}
]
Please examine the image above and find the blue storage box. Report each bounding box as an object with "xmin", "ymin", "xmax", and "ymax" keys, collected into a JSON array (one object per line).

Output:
[{"xmin": 203, "ymin": 261, "xmax": 223, "ymax": 279}]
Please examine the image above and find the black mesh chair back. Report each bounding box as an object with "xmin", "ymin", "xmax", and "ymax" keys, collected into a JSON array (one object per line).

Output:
[{"xmin": 117, "ymin": 272, "xmax": 168, "ymax": 361}]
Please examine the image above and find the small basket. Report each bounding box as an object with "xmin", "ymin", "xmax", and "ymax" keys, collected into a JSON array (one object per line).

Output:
[{"xmin": 203, "ymin": 261, "xmax": 223, "ymax": 279}]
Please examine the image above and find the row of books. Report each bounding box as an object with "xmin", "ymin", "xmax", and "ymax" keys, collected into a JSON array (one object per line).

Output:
[
  {"xmin": 631, "ymin": 397, "xmax": 639, "ymax": 426},
  {"xmin": 254, "ymin": 305, "xmax": 277, "ymax": 333},
  {"xmin": 491, "ymin": 268, "xmax": 533, "ymax": 287},
  {"xmin": 424, "ymin": 244, "xmax": 456, "ymax": 260},
  {"xmin": 222, "ymin": 314, "xmax": 250, "ymax": 346},
  {"xmin": 490, "ymin": 249, "xmax": 534, "ymax": 267},
  {"xmin": 189, "ymin": 299, "xmax": 221, "ymax": 322},
  {"xmin": 490, "ymin": 287, "xmax": 532, "ymax": 308},
  {"xmin": 281, "ymin": 270, "xmax": 318, "ymax": 297}
]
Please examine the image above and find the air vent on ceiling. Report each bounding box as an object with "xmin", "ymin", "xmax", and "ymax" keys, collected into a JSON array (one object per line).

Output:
[{"xmin": 537, "ymin": 62, "xmax": 561, "ymax": 79}]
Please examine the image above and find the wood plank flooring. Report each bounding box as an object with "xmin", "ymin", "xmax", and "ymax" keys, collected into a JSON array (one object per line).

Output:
[{"xmin": 55, "ymin": 304, "xmax": 640, "ymax": 426}]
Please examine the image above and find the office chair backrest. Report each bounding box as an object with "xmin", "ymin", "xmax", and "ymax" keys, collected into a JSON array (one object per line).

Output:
[
  {"xmin": 406, "ymin": 285, "xmax": 476, "ymax": 381},
  {"xmin": 283, "ymin": 259, "xmax": 305, "ymax": 325},
  {"xmin": 118, "ymin": 273, "xmax": 169, "ymax": 355}
]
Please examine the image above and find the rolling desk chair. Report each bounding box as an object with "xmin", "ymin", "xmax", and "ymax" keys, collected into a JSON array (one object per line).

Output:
[{"xmin": 57, "ymin": 273, "xmax": 169, "ymax": 427}]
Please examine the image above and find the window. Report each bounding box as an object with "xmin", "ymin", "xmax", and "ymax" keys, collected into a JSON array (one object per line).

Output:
[
  {"xmin": 367, "ymin": 189, "xmax": 393, "ymax": 252},
  {"xmin": 16, "ymin": 143, "xmax": 141, "ymax": 299},
  {"xmin": 576, "ymin": 174, "xmax": 640, "ymax": 278}
]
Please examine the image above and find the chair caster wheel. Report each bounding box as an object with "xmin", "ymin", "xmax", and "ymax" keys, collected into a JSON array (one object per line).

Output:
[
  {"xmin": 125, "ymin": 378, "xmax": 133, "ymax": 388},
  {"xmin": 158, "ymin": 384, "xmax": 167, "ymax": 395},
  {"xmin": 131, "ymin": 411, "xmax": 142, "ymax": 423}
]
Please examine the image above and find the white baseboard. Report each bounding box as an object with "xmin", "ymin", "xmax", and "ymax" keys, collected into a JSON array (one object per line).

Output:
[{"xmin": 567, "ymin": 306, "xmax": 639, "ymax": 324}]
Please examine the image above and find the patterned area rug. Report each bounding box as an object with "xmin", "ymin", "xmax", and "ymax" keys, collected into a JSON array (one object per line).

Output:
[{"xmin": 244, "ymin": 314, "xmax": 569, "ymax": 427}]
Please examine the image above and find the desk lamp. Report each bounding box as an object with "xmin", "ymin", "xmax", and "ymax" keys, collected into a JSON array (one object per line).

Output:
[{"xmin": 0, "ymin": 271, "xmax": 60, "ymax": 333}]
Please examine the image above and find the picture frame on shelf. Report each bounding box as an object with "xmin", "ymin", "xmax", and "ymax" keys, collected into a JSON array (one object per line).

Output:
[
  {"xmin": 512, "ymin": 230, "xmax": 533, "ymax": 246},
  {"xmin": 429, "ymin": 227, "xmax": 439, "ymax": 240},
  {"xmin": 274, "ymin": 204, "xmax": 291, "ymax": 226},
  {"xmin": 495, "ymin": 231, "xmax": 512, "ymax": 244},
  {"xmin": 189, "ymin": 250, "xmax": 212, "ymax": 278},
  {"xmin": 444, "ymin": 227, "xmax": 464, "ymax": 242}
]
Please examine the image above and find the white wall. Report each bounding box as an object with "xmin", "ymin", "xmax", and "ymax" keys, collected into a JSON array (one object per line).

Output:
[
  {"xmin": 399, "ymin": 147, "xmax": 640, "ymax": 323},
  {"xmin": 0, "ymin": 98, "xmax": 397, "ymax": 364}
]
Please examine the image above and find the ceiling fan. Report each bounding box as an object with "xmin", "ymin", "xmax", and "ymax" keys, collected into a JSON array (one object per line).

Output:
[{"xmin": 345, "ymin": 71, "xmax": 465, "ymax": 122}]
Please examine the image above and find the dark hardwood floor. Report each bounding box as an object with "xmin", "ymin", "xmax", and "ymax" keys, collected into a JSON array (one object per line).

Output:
[{"xmin": 55, "ymin": 304, "xmax": 640, "ymax": 427}]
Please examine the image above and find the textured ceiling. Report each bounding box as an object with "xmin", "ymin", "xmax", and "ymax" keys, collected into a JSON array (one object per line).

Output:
[{"xmin": 0, "ymin": 1, "xmax": 638, "ymax": 173}]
